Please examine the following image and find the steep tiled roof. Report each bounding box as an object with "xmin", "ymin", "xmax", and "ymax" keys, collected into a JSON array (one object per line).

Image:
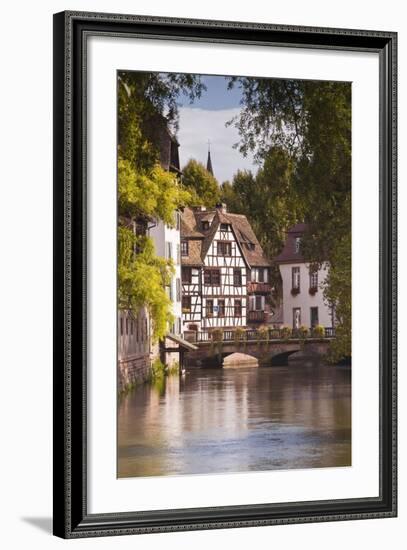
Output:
[
  {"xmin": 274, "ymin": 223, "xmax": 308, "ymax": 263},
  {"xmin": 182, "ymin": 240, "xmax": 204, "ymax": 266},
  {"xmin": 180, "ymin": 206, "xmax": 270, "ymax": 268}
]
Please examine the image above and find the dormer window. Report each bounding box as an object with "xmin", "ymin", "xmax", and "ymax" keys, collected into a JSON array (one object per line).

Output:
[
  {"xmin": 295, "ymin": 237, "xmax": 302, "ymax": 253},
  {"xmin": 202, "ymin": 221, "xmax": 210, "ymax": 231},
  {"xmin": 181, "ymin": 240, "xmax": 189, "ymax": 257},
  {"xmin": 246, "ymin": 242, "xmax": 255, "ymax": 251},
  {"xmin": 220, "ymin": 223, "xmax": 229, "ymax": 232}
]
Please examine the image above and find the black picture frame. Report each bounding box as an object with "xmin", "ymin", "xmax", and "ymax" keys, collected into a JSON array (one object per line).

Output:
[{"xmin": 53, "ymin": 10, "xmax": 397, "ymax": 538}]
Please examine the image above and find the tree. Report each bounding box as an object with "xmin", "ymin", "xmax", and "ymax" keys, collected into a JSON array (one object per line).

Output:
[
  {"xmin": 227, "ymin": 77, "xmax": 351, "ymax": 359},
  {"xmin": 220, "ymin": 149, "xmax": 297, "ymax": 301},
  {"xmin": 181, "ymin": 159, "xmax": 220, "ymax": 207},
  {"xmin": 118, "ymin": 228, "xmax": 175, "ymax": 342},
  {"xmin": 117, "ymin": 72, "xmax": 200, "ymax": 340}
]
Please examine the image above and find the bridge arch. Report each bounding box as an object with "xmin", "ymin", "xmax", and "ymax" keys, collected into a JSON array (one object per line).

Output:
[
  {"xmin": 185, "ymin": 339, "xmax": 331, "ymax": 368},
  {"xmin": 222, "ymin": 352, "xmax": 259, "ymax": 368},
  {"xmin": 270, "ymin": 350, "xmax": 301, "ymax": 366}
]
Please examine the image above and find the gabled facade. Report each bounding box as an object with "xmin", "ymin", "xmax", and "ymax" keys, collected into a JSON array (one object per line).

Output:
[
  {"xmin": 181, "ymin": 204, "xmax": 272, "ymax": 334},
  {"xmin": 274, "ymin": 223, "xmax": 334, "ymax": 330},
  {"xmin": 201, "ymin": 214, "xmax": 248, "ymax": 330}
]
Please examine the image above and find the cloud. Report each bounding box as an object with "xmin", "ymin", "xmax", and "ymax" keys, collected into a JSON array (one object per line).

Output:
[{"xmin": 177, "ymin": 107, "xmax": 256, "ymax": 184}]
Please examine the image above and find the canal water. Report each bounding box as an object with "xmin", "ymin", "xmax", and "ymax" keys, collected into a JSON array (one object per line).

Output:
[{"xmin": 118, "ymin": 365, "xmax": 351, "ymax": 478}]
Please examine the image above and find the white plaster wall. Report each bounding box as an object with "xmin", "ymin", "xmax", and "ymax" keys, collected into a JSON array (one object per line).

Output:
[
  {"xmin": 149, "ymin": 219, "xmax": 182, "ymax": 334},
  {"xmin": 279, "ymin": 262, "xmax": 332, "ymax": 328}
]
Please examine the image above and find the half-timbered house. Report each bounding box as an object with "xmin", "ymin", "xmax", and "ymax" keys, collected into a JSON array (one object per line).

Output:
[{"xmin": 180, "ymin": 203, "xmax": 272, "ymax": 334}]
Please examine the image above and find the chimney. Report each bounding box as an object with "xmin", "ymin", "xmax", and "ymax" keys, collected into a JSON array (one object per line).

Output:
[
  {"xmin": 192, "ymin": 205, "xmax": 206, "ymax": 212},
  {"xmin": 216, "ymin": 202, "xmax": 227, "ymax": 214}
]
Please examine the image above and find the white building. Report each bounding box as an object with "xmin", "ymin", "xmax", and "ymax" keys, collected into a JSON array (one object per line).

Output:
[
  {"xmin": 275, "ymin": 223, "xmax": 334, "ymax": 330},
  {"xmin": 149, "ymin": 213, "xmax": 183, "ymax": 336}
]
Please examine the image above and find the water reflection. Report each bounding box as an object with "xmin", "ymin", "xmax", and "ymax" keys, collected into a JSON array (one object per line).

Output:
[{"xmin": 118, "ymin": 365, "xmax": 351, "ymax": 478}]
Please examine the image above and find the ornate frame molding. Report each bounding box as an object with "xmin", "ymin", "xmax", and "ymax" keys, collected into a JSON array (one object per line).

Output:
[{"xmin": 53, "ymin": 11, "xmax": 397, "ymax": 538}]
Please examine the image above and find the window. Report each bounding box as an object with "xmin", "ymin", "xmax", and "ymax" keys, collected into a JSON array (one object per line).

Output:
[
  {"xmin": 246, "ymin": 242, "xmax": 255, "ymax": 251},
  {"xmin": 176, "ymin": 212, "xmax": 180, "ymax": 231},
  {"xmin": 310, "ymin": 307, "xmax": 319, "ymax": 328},
  {"xmin": 202, "ymin": 221, "xmax": 210, "ymax": 231},
  {"xmin": 217, "ymin": 241, "xmax": 231, "ymax": 256},
  {"xmin": 293, "ymin": 307, "xmax": 301, "ymax": 329},
  {"xmin": 176, "ymin": 278, "xmax": 181, "ymax": 302},
  {"xmin": 204, "ymin": 269, "xmax": 220, "ymax": 286},
  {"xmin": 177, "ymin": 317, "xmax": 182, "ymax": 335},
  {"xmin": 176, "ymin": 244, "xmax": 180, "ymax": 265},
  {"xmin": 220, "ymin": 223, "xmax": 229, "ymax": 232},
  {"xmin": 264, "ymin": 269, "xmax": 269, "ymax": 283},
  {"xmin": 234, "ymin": 300, "xmax": 242, "ymax": 317},
  {"xmin": 251, "ymin": 268, "xmax": 266, "ymax": 283},
  {"xmin": 255, "ymin": 295, "xmax": 263, "ymax": 311},
  {"xmin": 206, "ymin": 299, "xmax": 214, "ymax": 317},
  {"xmin": 181, "ymin": 240, "xmax": 188, "ymax": 256},
  {"xmin": 120, "ymin": 317, "xmax": 123, "ymax": 336},
  {"xmin": 166, "ymin": 241, "xmax": 172, "ymax": 260},
  {"xmin": 136, "ymin": 318, "xmax": 139, "ymax": 341},
  {"xmin": 130, "ymin": 320, "xmax": 134, "ymax": 335},
  {"xmin": 125, "ymin": 318, "xmax": 129, "ymax": 335},
  {"xmin": 167, "ymin": 281, "xmax": 173, "ymax": 301},
  {"xmin": 182, "ymin": 296, "xmax": 191, "ymax": 313},
  {"xmin": 309, "ymin": 268, "xmax": 318, "ymax": 289},
  {"xmin": 218, "ymin": 299, "xmax": 225, "ymax": 317},
  {"xmin": 295, "ymin": 237, "xmax": 302, "ymax": 254},
  {"xmin": 292, "ymin": 266, "xmax": 300, "ymax": 290},
  {"xmin": 182, "ymin": 267, "xmax": 192, "ymax": 283},
  {"xmin": 233, "ymin": 268, "xmax": 242, "ymax": 286}
]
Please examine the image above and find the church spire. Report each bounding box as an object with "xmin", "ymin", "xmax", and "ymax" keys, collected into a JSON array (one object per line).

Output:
[{"xmin": 206, "ymin": 140, "xmax": 214, "ymax": 176}]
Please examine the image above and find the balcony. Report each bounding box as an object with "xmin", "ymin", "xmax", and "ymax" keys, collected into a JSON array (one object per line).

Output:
[
  {"xmin": 248, "ymin": 310, "xmax": 266, "ymax": 323},
  {"xmin": 247, "ymin": 282, "xmax": 271, "ymax": 294}
]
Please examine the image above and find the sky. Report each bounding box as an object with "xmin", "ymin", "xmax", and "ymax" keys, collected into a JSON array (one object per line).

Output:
[{"xmin": 175, "ymin": 75, "xmax": 256, "ymax": 183}]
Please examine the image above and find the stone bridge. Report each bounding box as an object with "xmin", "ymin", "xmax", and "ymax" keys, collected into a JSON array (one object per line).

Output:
[{"xmin": 184, "ymin": 331, "xmax": 334, "ymax": 368}]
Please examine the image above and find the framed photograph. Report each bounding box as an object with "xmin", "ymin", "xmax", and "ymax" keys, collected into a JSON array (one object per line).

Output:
[{"xmin": 53, "ymin": 11, "xmax": 397, "ymax": 538}]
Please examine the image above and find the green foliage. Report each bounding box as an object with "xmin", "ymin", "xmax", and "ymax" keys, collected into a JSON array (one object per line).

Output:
[
  {"xmin": 257, "ymin": 325, "xmax": 270, "ymax": 341},
  {"xmin": 234, "ymin": 327, "xmax": 246, "ymax": 343},
  {"xmin": 151, "ymin": 358, "xmax": 166, "ymax": 380},
  {"xmin": 167, "ymin": 362, "xmax": 180, "ymax": 376},
  {"xmin": 211, "ymin": 328, "xmax": 224, "ymax": 342},
  {"xmin": 117, "ymin": 72, "xmax": 201, "ymax": 342},
  {"xmin": 323, "ymin": 232, "xmax": 351, "ymax": 360},
  {"xmin": 313, "ymin": 324, "xmax": 325, "ymax": 338},
  {"xmin": 118, "ymin": 229, "xmax": 175, "ymax": 341},
  {"xmin": 225, "ymin": 77, "xmax": 351, "ymax": 359},
  {"xmin": 220, "ymin": 150, "xmax": 297, "ymax": 299},
  {"xmin": 118, "ymin": 158, "xmax": 190, "ymax": 225},
  {"xmin": 299, "ymin": 325, "xmax": 309, "ymax": 338},
  {"xmin": 280, "ymin": 326, "xmax": 292, "ymax": 339},
  {"xmin": 182, "ymin": 159, "xmax": 220, "ymax": 207},
  {"xmin": 118, "ymin": 71, "xmax": 206, "ymax": 137}
]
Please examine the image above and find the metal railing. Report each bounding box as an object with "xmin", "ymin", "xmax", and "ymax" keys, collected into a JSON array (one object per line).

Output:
[
  {"xmin": 184, "ymin": 327, "xmax": 336, "ymax": 343},
  {"xmin": 247, "ymin": 282, "xmax": 271, "ymax": 293},
  {"xmin": 248, "ymin": 310, "xmax": 266, "ymax": 322}
]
